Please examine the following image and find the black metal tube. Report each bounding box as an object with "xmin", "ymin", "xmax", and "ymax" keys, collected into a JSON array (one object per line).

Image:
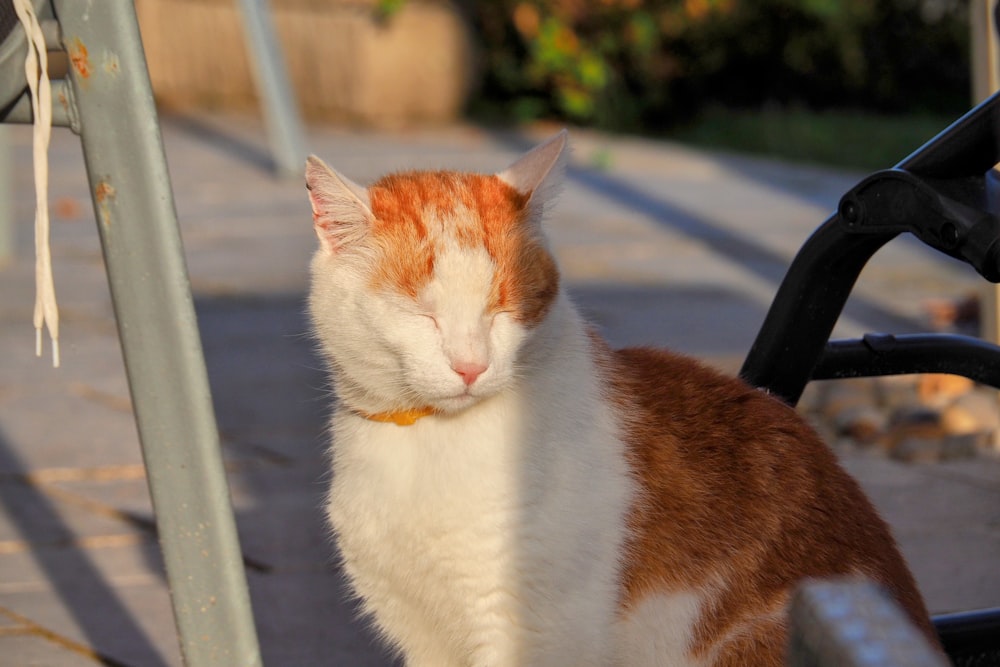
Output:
[
  {"xmin": 738, "ymin": 220, "xmax": 895, "ymax": 405},
  {"xmin": 933, "ymin": 608, "xmax": 1000, "ymax": 664},
  {"xmin": 898, "ymin": 91, "xmax": 1000, "ymax": 178},
  {"xmin": 740, "ymin": 91, "xmax": 1000, "ymax": 406},
  {"xmin": 813, "ymin": 334, "xmax": 1000, "ymax": 389}
]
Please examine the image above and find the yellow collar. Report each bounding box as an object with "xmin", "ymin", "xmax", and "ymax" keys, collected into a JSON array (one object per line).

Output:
[{"xmin": 357, "ymin": 406, "xmax": 438, "ymax": 426}]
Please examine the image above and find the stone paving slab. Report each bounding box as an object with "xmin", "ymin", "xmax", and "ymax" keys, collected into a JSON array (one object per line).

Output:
[
  {"xmin": 2, "ymin": 584, "xmax": 179, "ymax": 666},
  {"xmin": 0, "ymin": 114, "xmax": 998, "ymax": 665},
  {"xmin": 0, "ymin": 539, "xmax": 176, "ymax": 666},
  {"xmin": 0, "ymin": 634, "xmax": 102, "ymax": 667},
  {"xmin": 839, "ymin": 455, "xmax": 1000, "ymax": 613},
  {"xmin": 247, "ymin": 570, "xmax": 390, "ymax": 667},
  {"xmin": 0, "ymin": 478, "xmax": 146, "ymax": 548}
]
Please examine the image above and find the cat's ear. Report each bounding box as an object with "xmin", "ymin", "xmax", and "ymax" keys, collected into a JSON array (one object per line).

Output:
[
  {"xmin": 305, "ymin": 155, "xmax": 373, "ymax": 254},
  {"xmin": 497, "ymin": 130, "xmax": 568, "ymax": 211}
]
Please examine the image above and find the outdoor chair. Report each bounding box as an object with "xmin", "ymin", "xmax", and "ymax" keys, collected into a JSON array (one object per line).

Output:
[
  {"xmin": 0, "ymin": 1, "xmax": 261, "ymax": 665},
  {"xmin": 750, "ymin": 90, "xmax": 1000, "ymax": 666}
]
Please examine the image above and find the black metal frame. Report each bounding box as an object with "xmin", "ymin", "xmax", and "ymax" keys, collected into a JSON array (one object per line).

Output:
[
  {"xmin": 738, "ymin": 91, "xmax": 1000, "ymax": 663},
  {"xmin": 741, "ymin": 91, "xmax": 1000, "ymax": 405}
]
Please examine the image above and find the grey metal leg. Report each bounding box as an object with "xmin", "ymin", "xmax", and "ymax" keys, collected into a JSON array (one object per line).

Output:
[
  {"xmin": 51, "ymin": 1, "xmax": 262, "ymax": 665},
  {"xmin": 789, "ymin": 580, "xmax": 947, "ymax": 667},
  {"xmin": 0, "ymin": 125, "xmax": 11, "ymax": 264},
  {"xmin": 236, "ymin": 0, "xmax": 306, "ymax": 177}
]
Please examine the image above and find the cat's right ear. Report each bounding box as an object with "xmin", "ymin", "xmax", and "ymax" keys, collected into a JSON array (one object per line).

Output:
[
  {"xmin": 497, "ymin": 130, "xmax": 568, "ymax": 216},
  {"xmin": 305, "ymin": 155, "xmax": 373, "ymax": 254}
]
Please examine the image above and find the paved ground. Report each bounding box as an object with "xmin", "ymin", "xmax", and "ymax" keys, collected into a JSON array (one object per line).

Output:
[{"xmin": 0, "ymin": 115, "xmax": 998, "ymax": 666}]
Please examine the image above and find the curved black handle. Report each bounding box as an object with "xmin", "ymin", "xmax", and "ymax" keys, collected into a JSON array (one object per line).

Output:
[
  {"xmin": 838, "ymin": 169, "xmax": 1000, "ymax": 282},
  {"xmin": 741, "ymin": 91, "xmax": 1000, "ymax": 405}
]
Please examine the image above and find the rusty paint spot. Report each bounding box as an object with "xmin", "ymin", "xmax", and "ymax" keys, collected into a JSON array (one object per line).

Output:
[
  {"xmin": 95, "ymin": 180, "xmax": 115, "ymax": 203},
  {"xmin": 95, "ymin": 180, "xmax": 116, "ymax": 227},
  {"xmin": 67, "ymin": 37, "xmax": 91, "ymax": 79},
  {"xmin": 103, "ymin": 52, "xmax": 120, "ymax": 75}
]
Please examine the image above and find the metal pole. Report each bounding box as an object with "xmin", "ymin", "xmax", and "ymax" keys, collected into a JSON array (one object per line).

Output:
[
  {"xmin": 236, "ymin": 0, "xmax": 307, "ymax": 178},
  {"xmin": 51, "ymin": 0, "xmax": 262, "ymax": 664},
  {"xmin": 971, "ymin": 0, "xmax": 1000, "ymax": 453},
  {"xmin": 788, "ymin": 580, "xmax": 948, "ymax": 667},
  {"xmin": 972, "ymin": 0, "xmax": 1000, "ymax": 103},
  {"xmin": 0, "ymin": 125, "xmax": 12, "ymax": 264}
]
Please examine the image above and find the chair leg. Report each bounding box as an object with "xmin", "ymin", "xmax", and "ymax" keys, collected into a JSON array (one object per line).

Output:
[
  {"xmin": 51, "ymin": 1, "xmax": 262, "ymax": 665},
  {"xmin": 236, "ymin": 0, "xmax": 307, "ymax": 177}
]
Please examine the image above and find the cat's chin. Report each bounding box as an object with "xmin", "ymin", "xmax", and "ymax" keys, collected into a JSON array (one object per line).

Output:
[{"xmin": 433, "ymin": 392, "xmax": 486, "ymax": 415}]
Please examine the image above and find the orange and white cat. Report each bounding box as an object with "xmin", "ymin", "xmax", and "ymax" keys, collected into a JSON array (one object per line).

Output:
[{"xmin": 306, "ymin": 132, "xmax": 936, "ymax": 666}]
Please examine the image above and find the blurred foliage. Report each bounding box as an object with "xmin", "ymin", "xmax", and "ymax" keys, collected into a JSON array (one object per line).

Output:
[
  {"xmin": 462, "ymin": 0, "xmax": 970, "ymax": 130},
  {"xmin": 672, "ymin": 106, "xmax": 956, "ymax": 169},
  {"xmin": 375, "ymin": 0, "xmax": 409, "ymax": 20}
]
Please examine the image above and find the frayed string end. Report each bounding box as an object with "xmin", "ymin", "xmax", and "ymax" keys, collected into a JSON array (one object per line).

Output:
[{"xmin": 16, "ymin": 0, "xmax": 59, "ymax": 368}]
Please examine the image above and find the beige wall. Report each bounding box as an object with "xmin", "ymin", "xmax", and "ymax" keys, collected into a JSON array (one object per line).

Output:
[{"xmin": 135, "ymin": 0, "xmax": 475, "ymax": 126}]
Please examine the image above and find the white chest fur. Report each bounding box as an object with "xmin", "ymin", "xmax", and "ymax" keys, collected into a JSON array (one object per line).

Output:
[{"xmin": 326, "ymin": 326, "xmax": 634, "ymax": 667}]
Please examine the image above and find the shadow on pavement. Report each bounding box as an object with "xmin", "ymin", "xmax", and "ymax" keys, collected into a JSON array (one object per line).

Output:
[
  {"xmin": 0, "ymin": 425, "xmax": 169, "ymax": 667},
  {"xmin": 169, "ymin": 114, "xmax": 276, "ymax": 175},
  {"xmin": 194, "ymin": 292, "xmax": 397, "ymax": 666},
  {"xmin": 570, "ymin": 282, "xmax": 767, "ymax": 363}
]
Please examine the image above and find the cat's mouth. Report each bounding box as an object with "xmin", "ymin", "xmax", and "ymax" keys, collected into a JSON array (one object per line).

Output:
[
  {"xmin": 416, "ymin": 372, "xmax": 503, "ymax": 414},
  {"xmin": 431, "ymin": 388, "xmax": 486, "ymax": 413}
]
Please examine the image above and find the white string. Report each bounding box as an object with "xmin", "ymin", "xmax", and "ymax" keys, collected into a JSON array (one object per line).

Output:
[{"xmin": 13, "ymin": 0, "xmax": 59, "ymax": 367}]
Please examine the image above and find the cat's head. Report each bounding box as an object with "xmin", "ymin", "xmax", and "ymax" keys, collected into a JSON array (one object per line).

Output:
[{"xmin": 306, "ymin": 131, "xmax": 568, "ymax": 417}]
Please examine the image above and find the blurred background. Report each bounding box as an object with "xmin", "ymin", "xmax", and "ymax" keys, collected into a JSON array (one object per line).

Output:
[{"xmin": 132, "ymin": 0, "xmax": 971, "ymax": 169}]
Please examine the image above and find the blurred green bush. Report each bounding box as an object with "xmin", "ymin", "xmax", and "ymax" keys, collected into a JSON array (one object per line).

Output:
[{"xmin": 463, "ymin": 0, "xmax": 970, "ymax": 130}]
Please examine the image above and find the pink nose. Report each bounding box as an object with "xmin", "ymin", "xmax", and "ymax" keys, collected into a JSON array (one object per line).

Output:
[{"xmin": 452, "ymin": 361, "xmax": 488, "ymax": 386}]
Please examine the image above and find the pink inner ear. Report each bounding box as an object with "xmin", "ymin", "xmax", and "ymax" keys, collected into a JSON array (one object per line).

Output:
[
  {"xmin": 308, "ymin": 188, "xmax": 333, "ymax": 219},
  {"xmin": 309, "ymin": 191, "xmax": 335, "ymax": 252},
  {"xmin": 305, "ymin": 164, "xmax": 374, "ymax": 254},
  {"xmin": 313, "ymin": 217, "xmax": 341, "ymax": 254}
]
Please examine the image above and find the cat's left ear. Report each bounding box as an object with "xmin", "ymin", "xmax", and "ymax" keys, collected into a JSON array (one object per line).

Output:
[
  {"xmin": 305, "ymin": 155, "xmax": 374, "ymax": 254},
  {"xmin": 497, "ymin": 130, "xmax": 568, "ymax": 215}
]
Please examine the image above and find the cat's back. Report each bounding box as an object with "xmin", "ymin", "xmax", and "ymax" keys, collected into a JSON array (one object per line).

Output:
[{"xmin": 604, "ymin": 346, "xmax": 936, "ymax": 664}]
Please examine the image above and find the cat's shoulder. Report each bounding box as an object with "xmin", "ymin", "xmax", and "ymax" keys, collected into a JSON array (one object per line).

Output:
[
  {"xmin": 602, "ymin": 344, "xmax": 828, "ymax": 466},
  {"xmin": 608, "ymin": 345, "xmax": 790, "ymax": 417}
]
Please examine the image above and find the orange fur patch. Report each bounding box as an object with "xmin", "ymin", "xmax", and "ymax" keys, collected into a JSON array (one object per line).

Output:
[
  {"xmin": 588, "ymin": 340, "xmax": 939, "ymax": 663},
  {"xmin": 366, "ymin": 171, "xmax": 558, "ymax": 326}
]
